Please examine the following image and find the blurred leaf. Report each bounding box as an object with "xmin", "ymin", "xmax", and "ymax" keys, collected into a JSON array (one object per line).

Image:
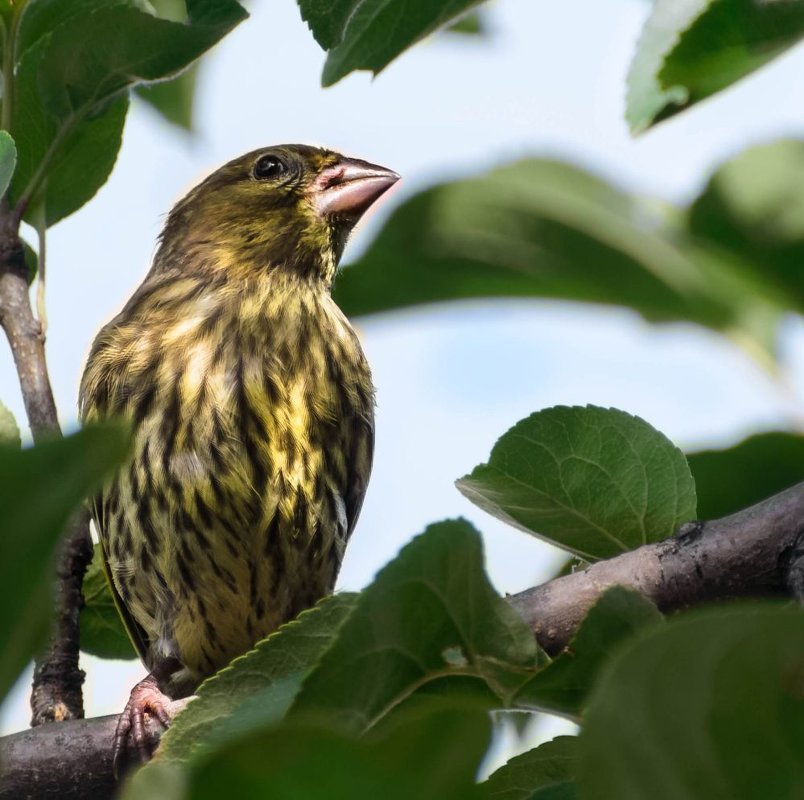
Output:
[
  {"xmin": 10, "ymin": 0, "xmax": 246, "ymax": 225},
  {"xmin": 134, "ymin": 0, "xmax": 197, "ymax": 130},
  {"xmin": 0, "ymin": 423, "xmax": 130, "ymax": 703},
  {"xmin": 687, "ymin": 432, "xmax": 804, "ymax": 520},
  {"xmin": 0, "ymin": 400, "xmax": 20, "ymax": 448},
  {"xmin": 457, "ymin": 406, "xmax": 697, "ymax": 561},
  {"xmin": 299, "ymin": 0, "xmax": 486, "ymax": 86},
  {"xmin": 158, "ymin": 593, "xmax": 357, "ymax": 763},
  {"xmin": 444, "ymin": 10, "xmax": 485, "ymax": 36},
  {"xmin": 128, "ymin": 704, "xmax": 490, "ymax": 800},
  {"xmin": 136, "ymin": 66, "xmax": 198, "ymax": 131},
  {"xmin": 0, "ymin": 130, "xmax": 16, "ymax": 200},
  {"xmin": 334, "ymin": 158, "xmax": 781, "ymax": 359},
  {"xmin": 483, "ymin": 736, "xmax": 578, "ymax": 800},
  {"xmin": 626, "ymin": 0, "xmax": 804, "ymax": 133},
  {"xmin": 515, "ymin": 588, "xmax": 662, "ymax": 718},
  {"xmin": 579, "ymin": 604, "xmax": 804, "ymax": 799},
  {"xmin": 80, "ymin": 543, "xmax": 137, "ymax": 660},
  {"xmin": 689, "ymin": 139, "xmax": 804, "ymax": 311},
  {"xmin": 289, "ymin": 519, "xmax": 543, "ymax": 734}
]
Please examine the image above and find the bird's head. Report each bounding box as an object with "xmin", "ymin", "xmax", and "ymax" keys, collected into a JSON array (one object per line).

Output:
[{"xmin": 155, "ymin": 144, "xmax": 399, "ymax": 285}]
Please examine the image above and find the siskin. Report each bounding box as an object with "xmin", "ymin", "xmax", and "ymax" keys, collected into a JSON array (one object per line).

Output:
[{"xmin": 79, "ymin": 145, "xmax": 398, "ymax": 766}]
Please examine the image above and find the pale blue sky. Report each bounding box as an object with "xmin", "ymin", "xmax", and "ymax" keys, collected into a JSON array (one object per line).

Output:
[{"xmin": 2, "ymin": 0, "xmax": 804, "ymax": 753}]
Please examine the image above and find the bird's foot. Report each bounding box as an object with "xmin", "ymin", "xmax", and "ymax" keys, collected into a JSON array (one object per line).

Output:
[{"xmin": 113, "ymin": 672, "xmax": 173, "ymax": 778}]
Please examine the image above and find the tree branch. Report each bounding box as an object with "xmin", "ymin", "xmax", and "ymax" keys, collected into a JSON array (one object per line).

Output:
[
  {"xmin": 0, "ymin": 700, "xmax": 189, "ymax": 800},
  {"xmin": 509, "ymin": 480, "xmax": 804, "ymax": 655},
  {"xmin": 1, "ymin": 482, "xmax": 803, "ymax": 799},
  {"xmin": 0, "ymin": 204, "xmax": 93, "ymax": 724}
]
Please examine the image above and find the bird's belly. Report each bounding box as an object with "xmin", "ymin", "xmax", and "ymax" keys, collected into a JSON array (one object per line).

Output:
[{"xmin": 104, "ymin": 375, "xmax": 355, "ymax": 682}]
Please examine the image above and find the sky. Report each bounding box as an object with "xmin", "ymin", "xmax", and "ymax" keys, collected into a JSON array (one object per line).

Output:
[{"xmin": 2, "ymin": 0, "xmax": 804, "ymax": 764}]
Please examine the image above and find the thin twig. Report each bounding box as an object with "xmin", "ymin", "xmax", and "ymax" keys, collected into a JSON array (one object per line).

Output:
[{"xmin": 0, "ymin": 197, "xmax": 92, "ymax": 724}]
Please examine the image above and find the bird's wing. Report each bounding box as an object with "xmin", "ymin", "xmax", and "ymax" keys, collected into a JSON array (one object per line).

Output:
[
  {"xmin": 92, "ymin": 497, "xmax": 151, "ymax": 666},
  {"xmin": 344, "ymin": 417, "xmax": 374, "ymax": 539}
]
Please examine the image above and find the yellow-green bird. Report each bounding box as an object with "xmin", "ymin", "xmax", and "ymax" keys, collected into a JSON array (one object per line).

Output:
[{"xmin": 79, "ymin": 145, "xmax": 398, "ymax": 765}]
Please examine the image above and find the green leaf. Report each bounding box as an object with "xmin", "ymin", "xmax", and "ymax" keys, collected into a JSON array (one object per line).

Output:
[
  {"xmin": 457, "ymin": 406, "xmax": 697, "ymax": 561},
  {"xmin": 80, "ymin": 543, "xmax": 137, "ymax": 660},
  {"xmin": 288, "ymin": 519, "xmax": 542, "ymax": 734},
  {"xmin": 10, "ymin": 0, "xmax": 246, "ymax": 225},
  {"xmin": 626, "ymin": 0, "xmax": 804, "ymax": 133},
  {"xmin": 16, "ymin": 0, "xmax": 150, "ymax": 58},
  {"xmin": 0, "ymin": 400, "xmax": 20, "ymax": 448},
  {"xmin": 687, "ymin": 432, "xmax": 804, "ymax": 521},
  {"xmin": 299, "ymin": 0, "xmax": 486, "ymax": 86},
  {"xmin": 157, "ymin": 593, "xmax": 357, "ymax": 763},
  {"xmin": 333, "ymin": 158, "xmax": 780, "ymax": 357},
  {"xmin": 688, "ymin": 139, "xmax": 804, "ymax": 312},
  {"xmin": 0, "ymin": 423, "xmax": 130, "ymax": 703},
  {"xmin": 37, "ymin": 0, "xmax": 246, "ymax": 117},
  {"xmin": 579, "ymin": 604, "xmax": 804, "ymax": 799},
  {"xmin": 514, "ymin": 588, "xmax": 662, "ymax": 719},
  {"xmin": 11, "ymin": 38, "xmax": 129, "ymax": 226},
  {"xmin": 129, "ymin": 704, "xmax": 490, "ymax": 800},
  {"xmin": 483, "ymin": 736, "xmax": 578, "ymax": 800},
  {"xmin": 115, "ymin": 2, "xmax": 198, "ymax": 130},
  {"xmin": 0, "ymin": 130, "xmax": 17, "ymax": 200},
  {"xmin": 135, "ymin": 65, "xmax": 198, "ymax": 131}
]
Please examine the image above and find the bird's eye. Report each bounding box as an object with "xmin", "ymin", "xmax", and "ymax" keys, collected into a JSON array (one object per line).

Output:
[{"xmin": 253, "ymin": 154, "xmax": 286, "ymax": 180}]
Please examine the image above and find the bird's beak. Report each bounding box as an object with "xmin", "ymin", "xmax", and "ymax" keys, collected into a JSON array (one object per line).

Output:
[{"xmin": 313, "ymin": 157, "xmax": 400, "ymax": 218}]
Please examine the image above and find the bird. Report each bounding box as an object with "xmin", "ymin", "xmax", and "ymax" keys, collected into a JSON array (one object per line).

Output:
[{"xmin": 79, "ymin": 144, "xmax": 398, "ymax": 769}]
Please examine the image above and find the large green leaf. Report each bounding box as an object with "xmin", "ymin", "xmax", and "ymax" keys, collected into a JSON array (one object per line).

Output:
[
  {"xmin": 333, "ymin": 158, "xmax": 780, "ymax": 356},
  {"xmin": 10, "ymin": 0, "xmax": 246, "ymax": 224},
  {"xmin": 0, "ymin": 423, "xmax": 130, "ymax": 703},
  {"xmin": 687, "ymin": 432, "xmax": 804, "ymax": 521},
  {"xmin": 299, "ymin": 0, "xmax": 486, "ymax": 86},
  {"xmin": 514, "ymin": 588, "xmax": 662, "ymax": 719},
  {"xmin": 457, "ymin": 406, "xmax": 697, "ymax": 561},
  {"xmin": 483, "ymin": 736, "xmax": 578, "ymax": 800},
  {"xmin": 288, "ymin": 519, "xmax": 543, "ymax": 734},
  {"xmin": 80, "ymin": 542, "xmax": 137, "ymax": 660},
  {"xmin": 688, "ymin": 139, "xmax": 804, "ymax": 312},
  {"xmin": 158, "ymin": 593, "xmax": 357, "ymax": 763},
  {"xmin": 127, "ymin": 703, "xmax": 490, "ymax": 800},
  {"xmin": 578, "ymin": 604, "xmax": 804, "ymax": 800},
  {"xmin": 12, "ymin": 45, "xmax": 130, "ymax": 228},
  {"xmin": 626, "ymin": 0, "xmax": 804, "ymax": 133}
]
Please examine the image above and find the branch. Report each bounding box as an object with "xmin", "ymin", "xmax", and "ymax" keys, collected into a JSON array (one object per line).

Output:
[
  {"xmin": 0, "ymin": 700, "xmax": 189, "ymax": 800},
  {"xmin": 0, "ymin": 204, "xmax": 93, "ymax": 724},
  {"xmin": 1, "ymin": 483, "xmax": 803, "ymax": 799},
  {"xmin": 509, "ymin": 480, "xmax": 804, "ymax": 655}
]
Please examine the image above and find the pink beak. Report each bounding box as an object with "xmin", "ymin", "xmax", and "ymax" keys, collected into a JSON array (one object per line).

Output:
[{"xmin": 313, "ymin": 157, "xmax": 400, "ymax": 218}]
